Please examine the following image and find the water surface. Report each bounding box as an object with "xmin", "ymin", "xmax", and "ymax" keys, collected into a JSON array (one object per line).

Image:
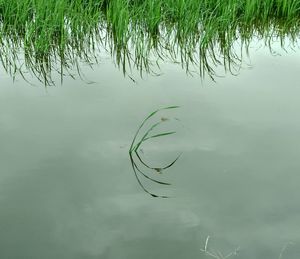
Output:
[{"xmin": 1, "ymin": 42, "xmax": 300, "ymax": 258}]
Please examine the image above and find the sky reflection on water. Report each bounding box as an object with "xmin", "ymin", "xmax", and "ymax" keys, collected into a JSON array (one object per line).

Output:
[{"xmin": 0, "ymin": 41, "xmax": 300, "ymax": 258}]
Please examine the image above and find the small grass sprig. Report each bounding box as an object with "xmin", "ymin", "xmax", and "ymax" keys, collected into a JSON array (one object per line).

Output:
[{"xmin": 129, "ymin": 106, "xmax": 181, "ymax": 198}]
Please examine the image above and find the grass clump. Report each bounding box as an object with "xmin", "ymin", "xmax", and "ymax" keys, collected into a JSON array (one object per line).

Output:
[{"xmin": 1, "ymin": 0, "xmax": 300, "ymax": 84}]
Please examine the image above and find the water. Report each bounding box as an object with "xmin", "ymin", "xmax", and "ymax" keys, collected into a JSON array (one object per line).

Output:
[{"xmin": 1, "ymin": 42, "xmax": 300, "ymax": 259}]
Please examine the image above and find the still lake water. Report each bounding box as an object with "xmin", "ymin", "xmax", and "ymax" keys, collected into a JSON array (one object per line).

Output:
[{"xmin": 1, "ymin": 41, "xmax": 300, "ymax": 259}]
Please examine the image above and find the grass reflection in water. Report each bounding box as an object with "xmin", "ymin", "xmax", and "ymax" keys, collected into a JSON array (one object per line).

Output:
[{"xmin": 1, "ymin": 0, "xmax": 300, "ymax": 84}]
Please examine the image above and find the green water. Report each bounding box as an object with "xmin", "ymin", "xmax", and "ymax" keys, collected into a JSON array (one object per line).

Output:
[{"xmin": 1, "ymin": 42, "xmax": 300, "ymax": 259}]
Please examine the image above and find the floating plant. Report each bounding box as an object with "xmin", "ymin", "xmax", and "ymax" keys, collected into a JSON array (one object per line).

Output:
[{"xmin": 129, "ymin": 106, "xmax": 181, "ymax": 198}]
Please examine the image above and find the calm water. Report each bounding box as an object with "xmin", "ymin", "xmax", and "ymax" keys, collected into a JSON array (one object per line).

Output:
[{"xmin": 1, "ymin": 41, "xmax": 300, "ymax": 259}]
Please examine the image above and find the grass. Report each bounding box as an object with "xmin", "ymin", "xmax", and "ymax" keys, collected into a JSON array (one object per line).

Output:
[
  {"xmin": 1, "ymin": 0, "xmax": 300, "ymax": 84},
  {"xmin": 129, "ymin": 106, "xmax": 181, "ymax": 198},
  {"xmin": 200, "ymin": 236, "xmax": 240, "ymax": 259},
  {"xmin": 199, "ymin": 236, "xmax": 295, "ymax": 259}
]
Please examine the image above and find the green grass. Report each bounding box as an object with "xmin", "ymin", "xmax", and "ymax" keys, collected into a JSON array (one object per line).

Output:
[
  {"xmin": 1, "ymin": 0, "xmax": 300, "ymax": 84},
  {"xmin": 129, "ymin": 106, "xmax": 181, "ymax": 198}
]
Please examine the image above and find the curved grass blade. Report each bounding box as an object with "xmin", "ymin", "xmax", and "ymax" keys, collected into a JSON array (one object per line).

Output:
[
  {"xmin": 131, "ymin": 158, "xmax": 171, "ymax": 185},
  {"xmin": 129, "ymin": 106, "xmax": 181, "ymax": 197},
  {"xmin": 129, "ymin": 106, "xmax": 179, "ymax": 152},
  {"xmin": 135, "ymin": 150, "xmax": 182, "ymax": 173},
  {"xmin": 130, "ymin": 156, "xmax": 169, "ymax": 198},
  {"xmin": 143, "ymin": 131, "xmax": 177, "ymax": 141}
]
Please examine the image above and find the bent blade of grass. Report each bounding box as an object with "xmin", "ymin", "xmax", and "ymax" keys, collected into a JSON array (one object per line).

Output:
[
  {"xmin": 129, "ymin": 105, "xmax": 179, "ymax": 152},
  {"xmin": 129, "ymin": 105, "xmax": 180, "ymax": 197},
  {"xmin": 132, "ymin": 121, "xmax": 162, "ymax": 152},
  {"xmin": 135, "ymin": 149, "xmax": 181, "ymax": 173},
  {"xmin": 130, "ymin": 156, "xmax": 170, "ymax": 198},
  {"xmin": 143, "ymin": 131, "xmax": 176, "ymax": 141},
  {"xmin": 131, "ymin": 158, "xmax": 171, "ymax": 185}
]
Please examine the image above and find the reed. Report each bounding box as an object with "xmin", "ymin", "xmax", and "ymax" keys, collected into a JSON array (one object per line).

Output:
[{"xmin": 1, "ymin": 0, "xmax": 300, "ymax": 84}]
